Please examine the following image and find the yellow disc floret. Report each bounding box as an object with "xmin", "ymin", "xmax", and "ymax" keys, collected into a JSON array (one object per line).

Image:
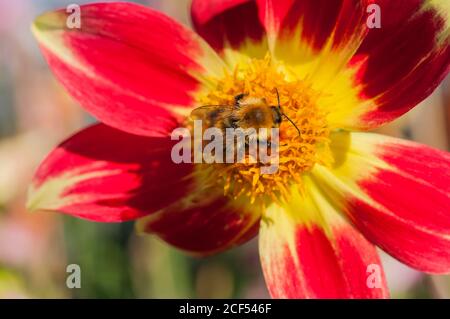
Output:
[{"xmin": 193, "ymin": 55, "xmax": 332, "ymax": 207}]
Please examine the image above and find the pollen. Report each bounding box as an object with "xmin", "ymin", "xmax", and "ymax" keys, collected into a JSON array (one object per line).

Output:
[{"xmin": 193, "ymin": 54, "xmax": 332, "ymax": 207}]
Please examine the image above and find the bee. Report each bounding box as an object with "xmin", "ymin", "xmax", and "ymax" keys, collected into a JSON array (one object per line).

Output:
[{"xmin": 190, "ymin": 89, "xmax": 300, "ymax": 140}]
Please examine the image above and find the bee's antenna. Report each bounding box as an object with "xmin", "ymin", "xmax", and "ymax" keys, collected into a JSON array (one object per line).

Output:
[
  {"xmin": 282, "ymin": 113, "xmax": 301, "ymax": 137},
  {"xmin": 275, "ymin": 88, "xmax": 281, "ymax": 109},
  {"xmin": 274, "ymin": 88, "xmax": 301, "ymax": 138}
]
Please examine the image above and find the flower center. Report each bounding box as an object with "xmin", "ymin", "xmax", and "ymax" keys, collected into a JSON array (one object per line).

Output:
[{"xmin": 193, "ymin": 55, "xmax": 331, "ymax": 207}]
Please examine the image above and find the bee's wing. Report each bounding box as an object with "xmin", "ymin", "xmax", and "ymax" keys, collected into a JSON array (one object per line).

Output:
[
  {"xmin": 190, "ymin": 105, "xmax": 234, "ymax": 127},
  {"xmin": 190, "ymin": 105, "xmax": 222, "ymax": 119}
]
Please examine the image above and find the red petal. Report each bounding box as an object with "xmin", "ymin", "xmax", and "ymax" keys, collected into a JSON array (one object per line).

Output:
[
  {"xmin": 259, "ymin": 188, "xmax": 388, "ymax": 299},
  {"xmin": 191, "ymin": 0, "xmax": 266, "ymax": 52},
  {"xmin": 28, "ymin": 124, "xmax": 194, "ymax": 222},
  {"xmin": 33, "ymin": 3, "xmax": 225, "ymax": 137},
  {"xmin": 256, "ymin": 0, "xmax": 294, "ymax": 39},
  {"xmin": 349, "ymin": 0, "xmax": 450, "ymax": 128},
  {"xmin": 312, "ymin": 132, "xmax": 450, "ymax": 273},
  {"xmin": 266, "ymin": 1, "xmax": 374, "ymax": 131},
  {"xmin": 137, "ymin": 195, "xmax": 260, "ymax": 255},
  {"xmin": 276, "ymin": 0, "xmax": 370, "ymax": 51},
  {"xmin": 252, "ymin": 1, "xmax": 448, "ymax": 132}
]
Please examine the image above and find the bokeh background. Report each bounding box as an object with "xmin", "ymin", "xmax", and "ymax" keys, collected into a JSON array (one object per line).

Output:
[{"xmin": 0, "ymin": 0, "xmax": 449, "ymax": 298}]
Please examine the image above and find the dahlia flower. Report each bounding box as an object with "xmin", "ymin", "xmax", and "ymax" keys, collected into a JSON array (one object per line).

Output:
[{"xmin": 28, "ymin": 1, "xmax": 450, "ymax": 298}]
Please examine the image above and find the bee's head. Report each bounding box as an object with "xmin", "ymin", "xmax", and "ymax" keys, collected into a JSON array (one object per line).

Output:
[{"xmin": 270, "ymin": 106, "xmax": 282, "ymax": 126}]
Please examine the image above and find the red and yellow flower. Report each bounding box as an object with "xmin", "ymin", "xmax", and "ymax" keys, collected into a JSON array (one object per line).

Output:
[{"xmin": 28, "ymin": 1, "xmax": 450, "ymax": 298}]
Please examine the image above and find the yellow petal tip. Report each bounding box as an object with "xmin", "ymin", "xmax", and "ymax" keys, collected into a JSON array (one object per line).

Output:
[{"xmin": 32, "ymin": 10, "xmax": 66, "ymax": 33}]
